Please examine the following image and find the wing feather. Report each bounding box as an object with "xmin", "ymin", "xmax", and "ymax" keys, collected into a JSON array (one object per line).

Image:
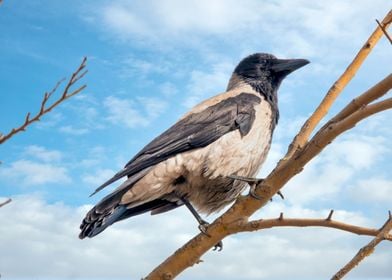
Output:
[{"xmin": 91, "ymin": 92, "xmax": 261, "ymax": 195}]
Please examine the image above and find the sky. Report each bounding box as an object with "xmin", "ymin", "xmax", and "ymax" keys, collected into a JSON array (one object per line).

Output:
[{"xmin": 0, "ymin": 1, "xmax": 391, "ymax": 279}]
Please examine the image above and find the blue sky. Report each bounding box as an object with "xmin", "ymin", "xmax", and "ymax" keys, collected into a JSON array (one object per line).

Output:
[{"xmin": 0, "ymin": 1, "xmax": 391, "ymax": 279}]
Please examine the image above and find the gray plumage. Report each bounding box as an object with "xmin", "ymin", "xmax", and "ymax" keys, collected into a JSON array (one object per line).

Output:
[{"xmin": 79, "ymin": 53, "xmax": 309, "ymax": 239}]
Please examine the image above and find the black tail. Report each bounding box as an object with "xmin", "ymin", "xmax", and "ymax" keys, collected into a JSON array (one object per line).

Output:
[{"xmin": 79, "ymin": 199, "xmax": 180, "ymax": 239}]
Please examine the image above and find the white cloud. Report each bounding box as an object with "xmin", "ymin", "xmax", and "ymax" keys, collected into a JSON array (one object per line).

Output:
[
  {"xmin": 160, "ymin": 82, "xmax": 178, "ymax": 97},
  {"xmin": 59, "ymin": 125, "xmax": 90, "ymax": 135},
  {"xmin": 94, "ymin": 0, "xmax": 388, "ymax": 60},
  {"xmin": 183, "ymin": 62, "xmax": 233, "ymax": 108},
  {"xmin": 78, "ymin": 146, "xmax": 108, "ymax": 168},
  {"xmin": 0, "ymin": 160, "xmax": 71, "ymax": 186},
  {"xmin": 103, "ymin": 96, "xmax": 150, "ymax": 128},
  {"xmin": 274, "ymin": 133, "xmax": 388, "ymax": 206},
  {"xmin": 23, "ymin": 145, "xmax": 63, "ymax": 162},
  {"xmin": 82, "ymin": 168, "xmax": 116, "ymax": 186},
  {"xmin": 0, "ymin": 195, "xmax": 390, "ymax": 279},
  {"xmin": 137, "ymin": 96, "xmax": 168, "ymax": 119},
  {"xmin": 103, "ymin": 96, "xmax": 167, "ymax": 128},
  {"xmin": 349, "ymin": 177, "xmax": 392, "ymax": 203}
]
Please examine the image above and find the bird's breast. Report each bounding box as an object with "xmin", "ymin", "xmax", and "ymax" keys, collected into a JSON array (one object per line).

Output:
[{"xmin": 194, "ymin": 98, "xmax": 274, "ymax": 179}]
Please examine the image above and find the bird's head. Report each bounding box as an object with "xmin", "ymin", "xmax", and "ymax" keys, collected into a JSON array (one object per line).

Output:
[{"xmin": 228, "ymin": 53, "xmax": 309, "ymax": 95}]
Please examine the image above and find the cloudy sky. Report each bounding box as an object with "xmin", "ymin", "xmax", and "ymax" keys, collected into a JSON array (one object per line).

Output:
[{"xmin": 0, "ymin": 1, "xmax": 391, "ymax": 279}]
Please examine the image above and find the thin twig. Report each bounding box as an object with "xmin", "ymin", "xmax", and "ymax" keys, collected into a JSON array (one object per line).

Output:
[
  {"xmin": 0, "ymin": 198, "xmax": 12, "ymax": 208},
  {"xmin": 284, "ymin": 9, "xmax": 392, "ymax": 160},
  {"xmin": 376, "ymin": 19, "xmax": 392, "ymax": 44},
  {"xmin": 331, "ymin": 214, "xmax": 392, "ymax": 280},
  {"xmin": 326, "ymin": 73, "xmax": 392, "ymax": 124},
  {"xmin": 231, "ymin": 214, "xmax": 392, "ymax": 242},
  {"xmin": 0, "ymin": 57, "xmax": 88, "ymax": 145}
]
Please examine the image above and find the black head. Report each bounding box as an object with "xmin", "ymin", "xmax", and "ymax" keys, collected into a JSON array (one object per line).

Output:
[{"xmin": 233, "ymin": 53, "xmax": 309, "ymax": 95}]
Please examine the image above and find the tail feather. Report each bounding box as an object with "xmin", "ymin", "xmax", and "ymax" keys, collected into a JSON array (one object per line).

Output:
[{"xmin": 79, "ymin": 199, "xmax": 180, "ymax": 239}]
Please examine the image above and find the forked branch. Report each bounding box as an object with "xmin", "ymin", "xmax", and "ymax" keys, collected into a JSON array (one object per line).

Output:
[
  {"xmin": 231, "ymin": 212, "xmax": 392, "ymax": 242},
  {"xmin": 285, "ymin": 9, "xmax": 392, "ymax": 159},
  {"xmin": 0, "ymin": 57, "xmax": 88, "ymax": 145},
  {"xmin": 331, "ymin": 212, "xmax": 392, "ymax": 280}
]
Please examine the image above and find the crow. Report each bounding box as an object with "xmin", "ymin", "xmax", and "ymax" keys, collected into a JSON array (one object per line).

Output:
[{"xmin": 79, "ymin": 53, "xmax": 309, "ymax": 247}]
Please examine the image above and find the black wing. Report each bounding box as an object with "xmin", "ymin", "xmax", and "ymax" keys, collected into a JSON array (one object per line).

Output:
[{"xmin": 90, "ymin": 92, "xmax": 261, "ymax": 196}]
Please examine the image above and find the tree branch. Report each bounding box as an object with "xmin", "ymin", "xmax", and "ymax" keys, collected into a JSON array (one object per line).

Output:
[
  {"xmin": 0, "ymin": 198, "xmax": 12, "ymax": 208},
  {"xmin": 144, "ymin": 75, "xmax": 392, "ymax": 279},
  {"xmin": 327, "ymin": 73, "xmax": 392, "ymax": 124},
  {"xmin": 0, "ymin": 57, "xmax": 88, "ymax": 145},
  {"xmin": 229, "ymin": 213, "xmax": 392, "ymax": 242},
  {"xmin": 284, "ymin": 9, "xmax": 392, "ymax": 159},
  {"xmin": 144, "ymin": 15, "xmax": 392, "ymax": 278},
  {"xmin": 331, "ymin": 212, "xmax": 392, "ymax": 280}
]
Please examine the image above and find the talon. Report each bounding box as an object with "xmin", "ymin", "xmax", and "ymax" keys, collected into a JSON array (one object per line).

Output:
[
  {"xmin": 249, "ymin": 183, "xmax": 264, "ymax": 200},
  {"xmin": 277, "ymin": 191, "xmax": 284, "ymax": 200},
  {"xmin": 228, "ymin": 175, "xmax": 263, "ymax": 184},
  {"xmin": 213, "ymin": 241, "xmax": 223, "ymax": 251},
  {"xmin": 198, "ymin": 221, "xmax": 211, "ymax": 237}
]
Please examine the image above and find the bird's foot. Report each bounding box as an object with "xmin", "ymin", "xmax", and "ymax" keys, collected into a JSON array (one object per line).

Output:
[
  {"xmin": 213, "ymin": 241, "xmax": 223, "ymax": 251},
  {"xmin": 250, "ymin": 184, "xmax": 285, "ymax": 201},
  {"xmin": 228, "ymin": 175, "xmax": 284, "ymax": 201},
  {"xmin": 198, "ymin": 221, "xmax": 223, "ymax": 251},
  {"xmin": 249, "ymin": 183, "xmax": 264, "ymax": 200},
  {"xmin": 227, "ymin": 174, "xmax": 263, "ymax": 184},
  {"xmin": 198, "ymin": 220, "xmax": 211, "ymax": 237},
  {"xmin": 228, "ymin": 175, "xmax": 264, "ymax": 200}
]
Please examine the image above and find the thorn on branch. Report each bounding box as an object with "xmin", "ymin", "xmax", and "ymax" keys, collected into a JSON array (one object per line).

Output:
[
  {"xmin": 0, "ymin": 198, "xmax": 12, "ymax": 208},
  {"xmin": 278, "ymin": 212, "xmax": 284, "ymax": 220},
  {"xmin": 24, "ymin": 112, "xmax": 30, "ymax": 124},
  {"xmin": 277, "ymin": 191, "xmax": 285, "ymax": 200},
  {"xmin": 376, "ymin": 19, "xmax": 392, "ymax": 44},
  {"xmin": 326, "ymin": 210, "xmax": 334, "ymax": 221}
]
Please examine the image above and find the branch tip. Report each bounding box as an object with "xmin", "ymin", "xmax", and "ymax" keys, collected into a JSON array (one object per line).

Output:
[
  {"xmin": 0, "ymin": 57, "xmax": 88, "ymax": 145},
  {"xmin": 326, "ymin": 210, "xmax": 334, "ymax": 221}
]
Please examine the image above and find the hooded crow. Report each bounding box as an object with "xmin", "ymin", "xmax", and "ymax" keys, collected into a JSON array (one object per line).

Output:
[{"xmin": 79, "ymin": 53, "xmax": 309, "ymax": 242}]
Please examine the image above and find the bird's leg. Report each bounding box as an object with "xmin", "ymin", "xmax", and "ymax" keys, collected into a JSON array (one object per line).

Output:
[
  {"xmin": 228, "ymin": 175, "xmax": 284, "ymax": 201},
  {"xmin": 180, "ymin": 196, "xmax": 223, "ymax": 251},
  {"xmin": 180, "ymin": 197, "xmax": 210, "ymax": 235}
]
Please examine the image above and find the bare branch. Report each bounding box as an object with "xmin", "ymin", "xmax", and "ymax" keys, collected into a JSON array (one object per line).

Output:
[
  {"xmin": 144, "ymin": 28, "xmax": 392, "ymax": 280},
  {"xmin": 284, "ymin": 9, "xmax": 392, "ymax": 159},
  {"xmin": 331, "ymin": 214, "xmax": 392, "ymax": 280},
  {"xmin": 230, "ymin": 214, "xmax": 392, "ymax": 242},
  {"xmin": 0, "ymin": 198, "xmax": 12, "ymax": 208},
  {"xmin": 0, "ymin": 57, "xmax": 88, "ymax": 145},
  {"xmin": 327, "ymin": 73, "xmax": 392, "ymax": 124}
]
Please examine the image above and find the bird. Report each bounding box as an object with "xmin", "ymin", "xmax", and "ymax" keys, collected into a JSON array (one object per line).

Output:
[{"xmin": 79, "ymin": 53, "xmax": 309, "ymax": 246}]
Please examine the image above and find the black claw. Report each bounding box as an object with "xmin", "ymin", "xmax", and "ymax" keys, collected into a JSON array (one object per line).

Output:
[
  {"xmin": 277, "ymin": 191, "xmax": 284, "ymax": 200},
  {"xmin": 249, "ymin": 183, "xmax": 264, "ymax": 200},
  {"xmin": 213, "ymin": 241, "xmax": 223, "ymax": 251},
  {"xmin": 198, "ymin": 222, "xmax": 211, "ymax": 237}
]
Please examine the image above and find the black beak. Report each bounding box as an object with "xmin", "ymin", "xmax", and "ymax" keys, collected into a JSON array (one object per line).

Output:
[{"xmin": 270, "ymin": 58, "xmax": 310, "ymax": 74}]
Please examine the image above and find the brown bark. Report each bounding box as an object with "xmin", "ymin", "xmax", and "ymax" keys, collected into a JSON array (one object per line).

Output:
[
  {"xmin": 232, "ymin": 214, "xmax": 392, "ymax": 242},
  {"xmin": 331, "ymin": 213, "xmax": 392, "ymax": 280}
]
